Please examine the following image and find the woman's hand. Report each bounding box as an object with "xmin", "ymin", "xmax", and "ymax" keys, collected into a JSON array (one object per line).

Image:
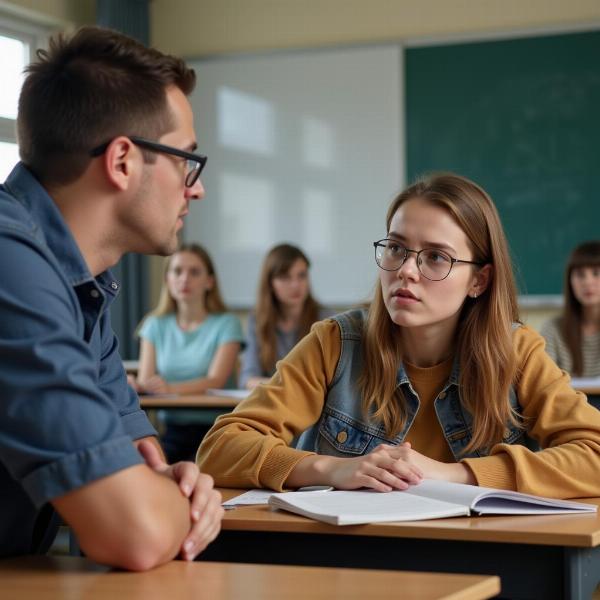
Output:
[
  {"xmin": 138, "ymin": 374, "xmax": 170, "ymax": 395},
  {"xmin": 287, "ymin": 442, "xmax": 476, "ymax": 492},
  {"xmin": 289, "ymin": 443, "xmax": 423, "ymax": 492},
  {"xmin": 405, "ymin": 446, "xmax": 476, "ymax": 485},
  {"xmin": 326, "ymin": 443, "xmax": 424, "ymax": 492}
]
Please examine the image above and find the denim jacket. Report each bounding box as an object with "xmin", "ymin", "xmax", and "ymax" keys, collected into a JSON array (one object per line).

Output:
[{"xmin": 295, "ymin": 309, "xmax": 534, "ymax": 460}]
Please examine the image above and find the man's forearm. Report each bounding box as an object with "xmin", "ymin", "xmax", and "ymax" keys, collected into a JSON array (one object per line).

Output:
[{"xmin": 53, "ymin": 464, "xmax": 190, "ymax": 571}]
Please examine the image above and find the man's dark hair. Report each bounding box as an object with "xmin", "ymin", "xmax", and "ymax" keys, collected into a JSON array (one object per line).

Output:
[{"xmin": 17, "ymin": 26, "xmax": 196, "ymax": 186}]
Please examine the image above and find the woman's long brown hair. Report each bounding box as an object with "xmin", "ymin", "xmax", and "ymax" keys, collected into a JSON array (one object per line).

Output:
[
  {"xmin": 145, "ymin": 243, "xmax": 227, "ymax": 320},
  {"xmin": 255, "ymin": 244, "xmax": 320, "ymax": 374},
  {"xmin": 359, "ymin": 173, "xmax": 521, "ymax": 454},
  {"xmin": 560, "ymin": 241, "xmax": 600, "ymax": 376}
]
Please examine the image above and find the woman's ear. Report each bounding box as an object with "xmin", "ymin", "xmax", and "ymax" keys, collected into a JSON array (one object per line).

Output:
[
  {"xmin": 205, "ymin": 275, "xmax": 215, "ymax": 292},
  {"xmin": 469, "ymin": 263, "xmax": 493, "ymax": 298}
]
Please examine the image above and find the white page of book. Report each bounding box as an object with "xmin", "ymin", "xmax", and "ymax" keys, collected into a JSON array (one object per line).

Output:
[
  {"xmin": 271, "ymin": 490, "xmax": 469, "ymax": 524},
  {"xmin": 404, "ymin": 480, "xmax": 491, "ymax": 507},
  {"xmin": 223, "ymin": 486, "xmax": 335, "ymax": 508},
  {"xmin": 404, "ymin": 480, "xmax": 595, "ymax": 514},
  {"xmin": 222, "ymin": 489, "xmax": 274, "ymax": 507}
]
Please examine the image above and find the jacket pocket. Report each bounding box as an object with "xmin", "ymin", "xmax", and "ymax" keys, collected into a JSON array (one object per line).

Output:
[{"xmin": 317, "ymin": 411, "xmax": 375, "ymax": 456}]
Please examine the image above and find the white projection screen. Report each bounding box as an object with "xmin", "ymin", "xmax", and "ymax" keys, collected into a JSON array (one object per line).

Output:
[{"xmin": 186, "ymin": 44, "xmax": 403, "ymax": 307}]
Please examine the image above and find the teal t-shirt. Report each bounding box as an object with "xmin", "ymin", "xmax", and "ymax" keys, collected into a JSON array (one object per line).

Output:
[{"xmin": 139, "ymin": 312, "xmax": 243, "ymax": 424}]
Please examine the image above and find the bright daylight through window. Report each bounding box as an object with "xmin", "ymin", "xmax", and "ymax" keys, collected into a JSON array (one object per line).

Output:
[{"xmin": 0, "ymin": 21, "xmax": 45, "ymax": 181}]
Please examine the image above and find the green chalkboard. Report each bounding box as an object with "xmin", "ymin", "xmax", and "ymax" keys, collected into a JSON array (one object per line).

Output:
[{"xmin": 406, "ymin": 30, "xmax": 600, "ymax": 295}]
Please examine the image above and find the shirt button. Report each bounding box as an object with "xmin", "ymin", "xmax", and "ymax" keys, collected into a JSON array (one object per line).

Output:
[
  {"xmin": 438, "ymin": 391, "xmax": 447, "ymax": 400},
  {"xmin": 90, "ymin": 289, "xmax": 100, "ymax": 298},
  {"xmin": 111, "ymin": 282, "xmax": 119, "ymax": 290},
  {"xmin": 336, "ymin": 431, "xmax": 348, "ymax": 444}
]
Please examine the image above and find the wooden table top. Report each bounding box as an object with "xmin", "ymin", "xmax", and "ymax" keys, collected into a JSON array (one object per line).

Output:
[
  {"xmin": 139, "ymin": 394, "xmax": 240, "ymax": 409},
  {"xmin": 578, "ymin": 386, "xmax": 600, "ymax": 396},
  {"xmin": 572, "ymin": 378, "xmax": 600, "ymax": 396},
  {"xmin": 219, "ymin": 489, "xmax": 600, "ymax": 548},
  {"xmin": 138, "ymin": 388, "xmax": 600, "ymax": 409},
  {"xmin": 0, "ymin": 556, "xmax": 500, "ymax": 600}
]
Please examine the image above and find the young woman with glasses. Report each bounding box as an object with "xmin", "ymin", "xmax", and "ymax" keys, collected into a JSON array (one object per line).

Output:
[
  {"xmin": 198, "ymin": 173, "xmax": 600, "ymax": 498},
  {"xmin": 541, "ymin": 241, "xmax": 600, "ymax": 378}
]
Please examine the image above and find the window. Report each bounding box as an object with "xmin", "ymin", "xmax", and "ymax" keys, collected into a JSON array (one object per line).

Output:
[{"xmin": 0, "ymin": 17, "xmax": 50, "ymax": 181}]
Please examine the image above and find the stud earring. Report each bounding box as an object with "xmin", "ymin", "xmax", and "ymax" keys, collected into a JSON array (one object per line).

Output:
[{"xmin": 472, "ymin": 292, "xmax": 478, "ymax": 299}]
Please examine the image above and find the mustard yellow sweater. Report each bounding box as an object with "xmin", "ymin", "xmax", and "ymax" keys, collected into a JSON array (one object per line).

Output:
[{"xmin": 197, "ymin": 320, "xmax": 600, "ymax": 498}]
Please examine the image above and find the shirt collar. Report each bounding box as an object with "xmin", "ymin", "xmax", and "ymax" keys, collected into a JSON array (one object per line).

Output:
[{"xmin": 4, "ymin": 163, "xmax": 120, "ymax": 294}]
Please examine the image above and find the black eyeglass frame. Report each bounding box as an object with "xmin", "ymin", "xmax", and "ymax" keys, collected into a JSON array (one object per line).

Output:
[
  {"xmin": 90, "ymin": 135, "xmax": 207, "ymax": 188},
  {"xmin": 373, "ymin": 239, "xmax": 485, "ymax": 281}
]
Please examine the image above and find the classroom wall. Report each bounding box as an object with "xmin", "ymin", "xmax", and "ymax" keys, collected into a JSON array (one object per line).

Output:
[
  {"xmin": 0, "ymin": 0, "xmax": 94, "ymax": 27},
  {"xmin": 150, "ymin": 0, "xmax": 600, "ymax": 56},
  {"xmin": 149, "ymin": 0, "xmax": 581, "ymax": 328},
  {"xmin": 2, "ymin": 0, "xmax": 572, "ymax": 328}
]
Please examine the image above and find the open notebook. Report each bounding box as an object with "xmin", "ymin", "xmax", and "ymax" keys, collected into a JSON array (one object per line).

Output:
[{"xmin": 268, "ymin": 479, "xmax": 597, "ymax": 525}]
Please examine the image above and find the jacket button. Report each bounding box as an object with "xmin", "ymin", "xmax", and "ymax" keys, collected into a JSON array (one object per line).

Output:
[
  {"xmin": 438, "ymin": 391, "xmax": 447, "ymax": 400},
  {"xmin": 336, "ymin": 431, "xmax": 348, "ymax": 444}
]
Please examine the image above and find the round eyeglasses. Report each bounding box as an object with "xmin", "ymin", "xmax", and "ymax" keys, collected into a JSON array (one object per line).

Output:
[{"xmin": 373, "ymin": 239, "xmax": 484, "ymax": 281}]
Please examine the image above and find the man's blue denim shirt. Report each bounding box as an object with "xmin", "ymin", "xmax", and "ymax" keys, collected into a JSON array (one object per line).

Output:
[{"xmin": 0, "ymin": 164, "xmax": 157, "ymax": 558}]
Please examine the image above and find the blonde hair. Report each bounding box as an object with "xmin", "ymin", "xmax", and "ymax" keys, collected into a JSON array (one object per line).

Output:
[
  {"xmin": 560, "ymin": 241, "xmax": 600, "ymax": 376},
  {"xmin": 255, "ymin": 244, "xmax": 320, "ymax": 374},
  {"xmin": 144, "ymin": 243, "xmax": 226, "ymax": 323},
  {"xmin": 359, "ymin": 173, "xmax": 521, "ymax": 454}
]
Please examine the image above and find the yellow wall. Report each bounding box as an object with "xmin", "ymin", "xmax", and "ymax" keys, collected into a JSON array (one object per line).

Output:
[
  {"xmin": 0, "ymin": 0, "xmax": 94, "ymax": 28},
  {"xmin": 151, "ymin": 0, "xmax": 600, "ymax": 57}
]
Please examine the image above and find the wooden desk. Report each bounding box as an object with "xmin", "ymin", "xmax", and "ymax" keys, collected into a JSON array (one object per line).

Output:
[
  {"xmin": 122, "ymin": 360, "xmax": 139, "ymax": 374},
  {"xmin": 0, "ymin": 556, "xmax": 500, "ymax": 600},
  {"xmin": 578, "ymin": 387, "xmax": 600, "ymax": 396},
  {"xmin": 572, "ymin": 378, "xmax": 600, "ymax": 397},
  {"xmin": 139, "ymin": 394, "xmax": 239, "ymax": 410},
  {"xmin": 573, "ymin": 384, "xmax": 600, "ymax": 411},
  {"xmin": 201, "ymin": 489, "xmax": 600, "ymax": 600}
]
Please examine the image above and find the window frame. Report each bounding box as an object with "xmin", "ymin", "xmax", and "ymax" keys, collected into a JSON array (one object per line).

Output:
[{"xmin": 0, "ymin": 15, "xmax": 52, "ymax": 145}]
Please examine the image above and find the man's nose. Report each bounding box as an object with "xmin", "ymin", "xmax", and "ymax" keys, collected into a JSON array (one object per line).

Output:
[{"xmin": 187, "ymin": 177, "xmax": 205, "ymax": 201}]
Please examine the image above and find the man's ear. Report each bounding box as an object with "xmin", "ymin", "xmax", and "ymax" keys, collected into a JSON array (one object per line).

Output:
[
  {"xmin": 470, "ymin": 263, "xmax": 493, "ymax": 298},
  {"xmin": 101, "ymin": 137, "xmax": 138, "ymax": 191}
]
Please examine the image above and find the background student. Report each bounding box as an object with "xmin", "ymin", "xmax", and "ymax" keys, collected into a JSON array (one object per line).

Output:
[
  {"xmin": 198, "ymin": 173, "xmax": 600, "ymax": 499},
  {"xmin": 239, "ymin": 243, "xmax": 328, "ymax": 389},
  {"xmin": 0, "ymin": 27, "xmax": 223, "ymax": 569},
  {"xmin": 136, "ymin": 243, "xmax": 243, "ymax": 462},
  {"xmin": 541, "ymin": 241, "xmax": 600, "ymax": 378}
]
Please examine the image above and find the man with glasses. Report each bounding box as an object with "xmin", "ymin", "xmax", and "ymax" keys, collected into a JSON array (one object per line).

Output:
[{"xmin": 0, "ymin": 27, "xmax": 222, "ymax": 569}]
